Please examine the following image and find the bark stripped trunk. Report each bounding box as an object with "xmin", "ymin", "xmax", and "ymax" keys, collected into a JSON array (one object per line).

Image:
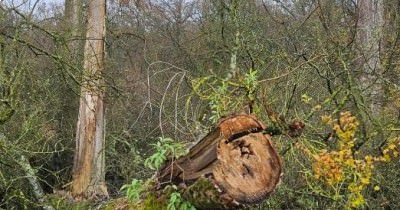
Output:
[
  {"xmin": 72, "ymin": 0, "xmax": 108, "ymax": 199},
  {"xmin": 157, "ymin": 114, "xmax": 282, "ymax": 209},
  {"xmin": 357, "ymin": 0, "xmax": 384, "ymax": 113}
]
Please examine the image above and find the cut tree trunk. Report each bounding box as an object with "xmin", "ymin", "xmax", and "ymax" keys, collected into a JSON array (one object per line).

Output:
[{"xmin": 157, "ymin": 114, "xmax": 283, "ymax": 209}]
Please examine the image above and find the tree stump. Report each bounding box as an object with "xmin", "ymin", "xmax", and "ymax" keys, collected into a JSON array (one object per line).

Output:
[{"xmin": 157, "ymin": 114, "xmax": 283, "ymax": 209}]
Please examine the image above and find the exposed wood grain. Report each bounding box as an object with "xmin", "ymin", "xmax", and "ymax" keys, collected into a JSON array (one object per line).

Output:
[{"xmin": 157, "ymin": 114, "xmax": 282, "ymax": 207}]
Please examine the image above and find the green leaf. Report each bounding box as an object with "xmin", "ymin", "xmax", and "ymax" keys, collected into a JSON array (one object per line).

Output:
[
  {"xmin": 144, "ymin": 137, "xmax": 188, "ymax": 170},
  {"xmin": 120, "ymin": 179, "xmax": 144, "ymax": 203}
]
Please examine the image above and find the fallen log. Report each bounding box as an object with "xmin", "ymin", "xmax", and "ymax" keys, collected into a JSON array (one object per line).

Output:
[
  {"xmin": 41, "ymin": 114, "xmax": 283, "ymax": 210},
  {"xmin": 157, "ymin": 114, "xmax": 283, "ymax": 209}
]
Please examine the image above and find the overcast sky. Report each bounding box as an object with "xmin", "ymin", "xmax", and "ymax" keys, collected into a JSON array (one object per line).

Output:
[
  {"xmin": 3, "ymin": 0, "xmax": 64, "ymax": 8},
  {"xmin": 43, "ymin": 0, "xmax": 63, "ymax": 4},
  {"xmin": 2, "ymin": 0, "xmax": 64, "ymax": 13}
]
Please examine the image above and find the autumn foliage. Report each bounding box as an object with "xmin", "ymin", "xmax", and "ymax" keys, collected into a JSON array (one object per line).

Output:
[{"xmin": 298, "ymin": 112, "xmax": 400, "ymax": 208}]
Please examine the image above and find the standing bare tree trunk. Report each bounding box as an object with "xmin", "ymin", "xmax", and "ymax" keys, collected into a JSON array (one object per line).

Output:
[
  {"xmin": 64, "ymin": 0, "xmax": 83, "ymax": 52},
  {"xmin": 71, "ymin": 0, "xmax": 108, "ymax": 198},
  {"xmin": 357, "ymin": 0, "xmax": 384, "ymax": 113}
]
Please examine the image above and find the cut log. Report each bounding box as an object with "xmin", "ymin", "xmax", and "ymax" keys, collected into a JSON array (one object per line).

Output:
[{"xmin": 157, "ymin": 114, "xmax": 283, "ymax": 209}]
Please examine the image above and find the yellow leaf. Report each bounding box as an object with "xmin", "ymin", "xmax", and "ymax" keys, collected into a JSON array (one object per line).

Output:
[
  {"xmin": 393, "ymin": 151, "xmax": 398, "ymax": 157},
  {"xmin": 383, "ymin": 149, "xmax": 389, "ymax": 154},
  {"xmin": 361, "ymin": 177, "xmax": 370, "ymax": 185},
  {"xmin": 351, "ymin": 194, "xmax": 365, "ymax": 207},
  {"xmin": 383, "ymin": 154, "xmax": 391, "ymax": 162},
  {"xmin": 313, "ymin": 104, "xmax": 322, "ymax": 111}
]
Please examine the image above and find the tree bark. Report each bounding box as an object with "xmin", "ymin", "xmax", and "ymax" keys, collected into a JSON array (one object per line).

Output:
[
  {"xmin": 63, "ymin": 0, "xmax": 83, "ymax": 53},
  {"xmin": 19, "ymin": 155, "xmax": 55, "ymax": 210},
  {"xmin": 157, "ymin": 114, "xmax": 283, "ymax": 209},
  {"xmin": 71, "ymin": 0, "xmax": 108, "ymax": 199},
  {"xmin": 357, "ymin": 0, "xmax": 384, "ymax": 113}
]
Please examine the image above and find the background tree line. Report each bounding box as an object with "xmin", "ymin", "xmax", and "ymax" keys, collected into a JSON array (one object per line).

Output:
[{"xmin": 1, "ymin": 0, "xmax": 400, "ymax": 209}]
